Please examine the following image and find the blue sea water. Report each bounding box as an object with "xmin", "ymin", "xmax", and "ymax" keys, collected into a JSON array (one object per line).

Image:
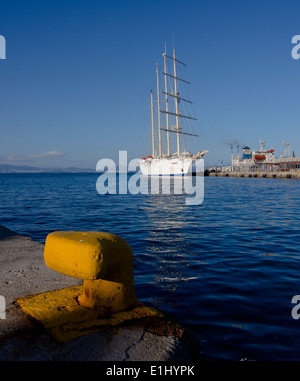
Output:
[{"xmin": 0, "ymin": 172, "xmax": 300, "ymax": 360}]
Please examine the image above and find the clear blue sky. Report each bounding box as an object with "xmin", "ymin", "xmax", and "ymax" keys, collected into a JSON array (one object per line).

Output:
[{"xmin": 1, "ymin": 0, "xmax": 300, "ymax": 168}]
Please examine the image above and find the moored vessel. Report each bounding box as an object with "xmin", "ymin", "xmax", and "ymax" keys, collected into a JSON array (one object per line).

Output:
[{"xmin": 138, "ymin": 47, "xmax": 208, "ymax": 176}]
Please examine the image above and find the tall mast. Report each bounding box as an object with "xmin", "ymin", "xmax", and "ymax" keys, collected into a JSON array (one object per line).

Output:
[
  {"xmin": 173, "ymin": 48, "xmax": 180, "ymax": 155},
  {"xmin": 156, "ymin": 63, "xmax": 162, "ymax": 157},
  {"xmin": 160, "ymin": 48, "xmax": 199, "ymax": 157},
  {"xmin": 163, "ymin": 52, "xmax": 170, "ymax": 156},
  {"xmin": 151, "ymin": 90, "xmax": 155, "ymax": 157}
]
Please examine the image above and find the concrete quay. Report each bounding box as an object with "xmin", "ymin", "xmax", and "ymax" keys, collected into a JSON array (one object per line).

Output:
[
  {"xmin": 0, "ymin": 225, "xmax": 200, "ymax": 361},
  {"xmin": 208, "ymin": 171, "xmax": 300, "ymax": 179}
]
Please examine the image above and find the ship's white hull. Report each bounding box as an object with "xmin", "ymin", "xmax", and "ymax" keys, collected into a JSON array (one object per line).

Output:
[{"xmin": 138, "ymin": 156, "xmax": 194, "ymax": 176}]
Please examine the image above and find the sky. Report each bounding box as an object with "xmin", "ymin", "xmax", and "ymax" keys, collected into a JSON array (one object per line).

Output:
[{"xmin": 1, "ymin": 0, "xmax": 300, "ymax": 169}]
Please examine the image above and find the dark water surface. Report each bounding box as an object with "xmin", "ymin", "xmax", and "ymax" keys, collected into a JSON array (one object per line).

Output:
[{"xmin": 1, "ymin": 173, "xmax": 300, "ymax": 360}]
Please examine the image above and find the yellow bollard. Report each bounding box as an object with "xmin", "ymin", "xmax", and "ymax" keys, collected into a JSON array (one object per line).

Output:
[
  {"xmin": 44, "ymin": 231, "xmax": 139, "ymax": 315},
  {"xmin": 17, "ymin": 231, "xmax": 161, "ymax": 342}
]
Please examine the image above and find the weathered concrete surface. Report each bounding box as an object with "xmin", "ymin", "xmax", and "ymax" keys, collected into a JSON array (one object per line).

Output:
[{"xmin": 0, "ymin": 225, "xmax": 200, "ymax": 361}]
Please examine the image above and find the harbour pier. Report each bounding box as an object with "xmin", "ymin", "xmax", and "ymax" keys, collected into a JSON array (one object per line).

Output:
[
  {"xmin": 208, "ymin": 171, "xmax": 300, "ymax": 179},
  {"xmin": 208, "ymin": 141, "xmax": 300, "ymax": 179}
]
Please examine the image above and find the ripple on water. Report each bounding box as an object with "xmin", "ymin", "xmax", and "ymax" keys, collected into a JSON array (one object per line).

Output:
[{"xmin": 0, "ymin": 174, "xmax": 300, "ymax": 360}]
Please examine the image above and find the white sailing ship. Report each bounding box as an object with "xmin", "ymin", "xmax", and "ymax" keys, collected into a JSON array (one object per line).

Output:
[{"xmin": 138, "ymin": 47, "xmax": 208, "ymax": 176}]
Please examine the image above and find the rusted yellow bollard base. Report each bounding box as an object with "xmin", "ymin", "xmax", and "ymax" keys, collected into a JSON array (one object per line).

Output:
[{"xmin": 16, "ymin": 285, "xmax": 162, "ymax": 343}]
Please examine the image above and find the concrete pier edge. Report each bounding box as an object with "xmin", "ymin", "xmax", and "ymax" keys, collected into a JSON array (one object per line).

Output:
[{"xmin": 207, "ymin": 171, "xmax": 300, "ymax": 179}]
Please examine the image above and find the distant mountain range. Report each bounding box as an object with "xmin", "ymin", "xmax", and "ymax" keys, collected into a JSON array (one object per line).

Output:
[{"xmin": 0, "ymin": 164, "xmax": 95, "ymax": 173}]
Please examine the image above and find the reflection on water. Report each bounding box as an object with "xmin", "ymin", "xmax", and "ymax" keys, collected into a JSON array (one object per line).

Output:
[{"xmin": 138, "ymin": 180, "xmax": 201, "ymax": 296}]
